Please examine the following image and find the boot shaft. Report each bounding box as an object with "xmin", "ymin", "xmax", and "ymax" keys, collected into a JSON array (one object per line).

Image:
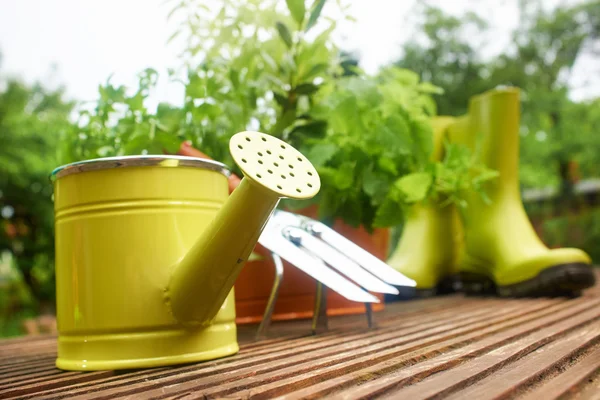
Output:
[{"xmin": 448, "ymin": 87, "xmax": 522, "ymax": 203}]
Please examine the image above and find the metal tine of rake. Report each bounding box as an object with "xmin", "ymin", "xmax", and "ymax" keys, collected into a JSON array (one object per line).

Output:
[
  {"xmin": 255, "ymin": 209, "xmax": 417, "ymax": 337},
  {"xmin": 258, "ymin": 212, "xmax": 380, "ymax": 304}
]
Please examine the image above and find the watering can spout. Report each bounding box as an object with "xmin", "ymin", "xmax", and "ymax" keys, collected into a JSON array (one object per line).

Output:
[{"xmin": 167, "ymin": 131, "xmax": 321, "ymax": 325}]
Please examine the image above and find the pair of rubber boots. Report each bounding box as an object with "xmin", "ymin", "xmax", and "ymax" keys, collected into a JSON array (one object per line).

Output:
[{"xmin": 388, "ymin": 87, "xmax": 596, "ymax": 298}]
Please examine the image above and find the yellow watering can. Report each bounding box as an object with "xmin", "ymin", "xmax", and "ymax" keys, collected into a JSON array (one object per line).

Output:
[{"xmin": 51, "ymin": 131, "xmax": 320, "ymax": 371}]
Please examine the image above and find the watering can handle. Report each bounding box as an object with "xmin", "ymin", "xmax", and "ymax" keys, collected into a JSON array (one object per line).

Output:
[{"xmin": 178, "ymin": 141, "xmax": 241, "ymax": 194}]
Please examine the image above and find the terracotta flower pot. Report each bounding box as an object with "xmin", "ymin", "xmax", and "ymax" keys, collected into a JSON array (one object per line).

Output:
[{"xmin": 176, "ymin": 141, "xmax": 389, "ymax": 323}]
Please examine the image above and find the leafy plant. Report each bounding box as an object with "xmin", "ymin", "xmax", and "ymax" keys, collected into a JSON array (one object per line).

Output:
[
  {"xmin": 62, "ymin": 68, "xmax": 205, "ymax": 165},
  {"xmin": 284, "ymin": 66, "xmax": 498, "ymax": 229},
  {"xmin": 0, "ymin": 74, "xmax": 74, "ymax": 320},
  {"xmin": 66, "ymin": 0, "xmax": 495, "ymax": 232}
]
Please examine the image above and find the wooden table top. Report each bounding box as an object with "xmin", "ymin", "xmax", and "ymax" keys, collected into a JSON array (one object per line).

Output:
[{"xmin": 2, "ymin": 283, "xmax": 600, "ymax": 399}]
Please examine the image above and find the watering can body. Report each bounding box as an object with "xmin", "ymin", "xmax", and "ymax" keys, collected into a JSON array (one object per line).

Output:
[
  {"xmin": 52, "ymin": 131, "xmax": 321, "ymax": 371},
  {"xmin": 53, "ymin": 158, "xmax": 238, "ymax": 370}
]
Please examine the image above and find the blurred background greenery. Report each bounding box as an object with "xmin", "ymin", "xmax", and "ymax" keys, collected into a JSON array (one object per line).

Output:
[{"xmin": 1, "ymin": 0, "xmax": 599, "ymax": 337}]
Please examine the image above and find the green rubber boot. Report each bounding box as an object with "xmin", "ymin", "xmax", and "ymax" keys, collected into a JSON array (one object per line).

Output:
[
  {"xmin": 447, "ymin": 87, "xmax": 595, "ymax": 297},
  {"xmin": 386, "ymin": 117, "xmax": 463, "ymax": 297}
]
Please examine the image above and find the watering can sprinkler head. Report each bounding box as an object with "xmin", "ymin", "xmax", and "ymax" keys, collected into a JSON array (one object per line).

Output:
[
  {"xmin": 166, "ymin": 131, "xmax": 321, "ymax": 325},
  {"xmin": 229, "ymin": 131, "xmax": 321, "ymax": 200}
]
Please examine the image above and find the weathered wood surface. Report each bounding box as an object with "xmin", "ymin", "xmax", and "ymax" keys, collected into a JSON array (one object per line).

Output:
[{"xmin": 1, "ymin": 283, "xmax": 600, "ymax": 399}]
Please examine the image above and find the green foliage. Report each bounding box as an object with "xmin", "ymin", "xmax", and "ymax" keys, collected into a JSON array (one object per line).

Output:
[
  {"xmin": 542, "ymin": 209, "xmax": 600, "ymax": 263},
  {"xmin": 0, "ymin": 75, "xmax": 75, "ymax": 319},
  {"xmin": 63, "ymin": 69, "xmax": 185, "ymax": 164},
  {"xmin": 395, "ymin": 4, "xmax": 491, "ymax": 117},
  {"xmin": 68, "ymin": 0, "xmax": 350, "ymax": 177},
  {"xmin": 66, "ymin": 0, "xmax": 490, "ymax": 232},
  {"xmin": 286, "ymin": 0, "xmax": 306, "ymax": 26},
  {"xmin": 282, "ymin": 67, "xmax": 498, "ymax": 229}
]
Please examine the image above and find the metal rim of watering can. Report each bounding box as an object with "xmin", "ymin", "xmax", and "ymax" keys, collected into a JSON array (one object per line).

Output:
[{"xmin": 49, "ymin": 155, "xmax": 231, "ymax": 181}]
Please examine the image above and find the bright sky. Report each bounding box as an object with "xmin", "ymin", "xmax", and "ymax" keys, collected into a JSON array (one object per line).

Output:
[{"xmin": 0, "ymin": 0, "xmax": 597, "ymax": 108}]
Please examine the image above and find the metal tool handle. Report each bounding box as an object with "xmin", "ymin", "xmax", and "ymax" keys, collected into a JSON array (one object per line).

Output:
[
  {"xmin": 306, "ymin": 221, "xmax": 416, "ymax": 287},
  {"xmin": 283, "ymin": 227, "xmax": 399, "ymax": 295},
  {"xmin": 258, "ymin": 233, "xmax": 380, "ymax": 304}
]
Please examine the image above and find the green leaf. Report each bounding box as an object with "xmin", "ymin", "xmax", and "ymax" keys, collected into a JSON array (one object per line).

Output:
[
  {"xmin": 301, "ymin": 63, "xmax": 328, "ymax": 80},
  {"xmin": 389, "ymin": 68, "xmax": 420, "ymax": 86},
  {"xmin": 362, "ymin": 166, "xmax": 391, "ymax": 204},
  {"xmin": 125, "ymin": 92, "xmax": 145, "ymax": 111},
  {"xmin": 289, "ymin": 120, "xmax": 327, "ymax": 141},
  {"xmin": 345, "ymin": 77, "xmax": 380, "ymax": 104},
  {"xmin": 338, "ymin": 193, "xmax": 363, "ymax": 227},
  {"xmin": 394, "ymin": 172, "xmax": 433, "ymax": 203},
  {"xmin": 295, "ymin": 83, "xmax": 320, "ymax": 95},
  {"xmin": 334, "ymin": 162, "xmax": 354, "ymax": 190},
  {"xmin": 273, "ymin": 92, "xmax": 290, "ymax": 109},
  {"xmin": 273, "ymin": 109, "xmax": 296, "ymax": 134},
  {"xmin": 317, "ymin": 190, "xmax": 340, "ymax": 224},
  {"xmin": 420, "ymin": 95, "xmax": 438, "ymax": 116},
  {"xmin": 373, "ymin": 196, "xmax": 404, "ymax": 228},
  {"xmin": 229, "ymin": 69, "xmax": 239, "ymax": 89},
  {"xmin": 473, "ymin": 167, "xmax": 500, "ymax": 184},
  {"xmin": 305, "ymin": 0, "xmax": 327, "ymax": 32},
  {"xmin": 417, "ymin": 82, "xmax": 444, "ymax": 94},
  {"xmin": 276, "ymin": 21, "xmax": 293, "ymax": 48},
  {"xmin": 306, "ymin": 143, "xmax": 337, "ymax": 166},
  {"xmin": 378, "ymin": 157, "xmax": 398, "ymax": 175},
  {"xmin": 286, "ymin": 0, "xmax": 306, "ymax": 26}
]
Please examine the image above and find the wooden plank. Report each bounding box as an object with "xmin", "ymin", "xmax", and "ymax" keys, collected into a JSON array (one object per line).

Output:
[
  {"xmin": 0, "ymin": 357, "xmax": 56, "ymax": 375},
  {"xmin": 573, "ymin": 373, "xmax": 600, "ymax": 400},
  {"xmin": 318, "ymin": 299, "xmax": 600, "ymax": 399},
  {"xmin": 0, "ymin": 371, "xmax": 114, "ymax": 399},
  {"xmin": 0, "ymin": 368, "xmax": 64, "ymax": 387},
  {"xmin": 517, "ymin": 346, "xmax": 600, "ymax": 400},
  {"xmin": 386, "ymin": 321, "xmax": 600, "ymax": 399}
]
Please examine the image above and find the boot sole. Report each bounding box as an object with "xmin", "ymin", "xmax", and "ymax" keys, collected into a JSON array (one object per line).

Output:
[
  {"xmin": 460, "ymin": 263, "xmax": 596, "ymax": 298},
  {"xmin": 385, "ymin": 275, "xmax": 462, "ymax": 302}
]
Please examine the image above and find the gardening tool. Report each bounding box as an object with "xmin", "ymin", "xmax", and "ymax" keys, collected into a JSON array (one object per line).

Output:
[
  {"xmin": 387, "ymin": 117, "xmax": 464, "ymax": 297},
  {"xmin": 447, "ymin": 87, "xmax": 595, "ymax": 296},
  {"xmin": 51, "ymin": 130, "xmax": 325, "ymax": 371},
  {"xmin": 255, "ymin": 208, "xmax": 416, "ymax": 336}
]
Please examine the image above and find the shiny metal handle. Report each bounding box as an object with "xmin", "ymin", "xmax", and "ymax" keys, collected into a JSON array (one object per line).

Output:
[
  {"xmin": 283, "ymin": 227, "xmax": 399, "ymax": 295},
  {"xmin": 258, "ymin": 233, "xmax": 380, "ymax": 303},
  {"xmin": 306, "ymin": 221, "xmax": 416, "ymax": 288}
]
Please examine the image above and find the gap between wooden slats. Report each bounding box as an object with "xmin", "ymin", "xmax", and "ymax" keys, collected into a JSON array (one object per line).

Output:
[
  {"xmin": 516, "ymin": 345, "xmax": 600, "ymax": 400},
  {"xmin": 0, "ymin": 371, "xmax": 115, "ymax": 399}
]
